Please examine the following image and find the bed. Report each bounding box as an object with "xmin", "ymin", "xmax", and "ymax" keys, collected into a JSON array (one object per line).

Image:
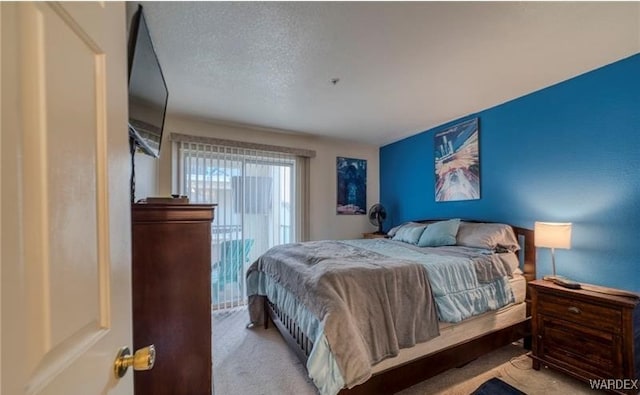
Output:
[{"xmin": 246, "ymin": 219, "xmax": 535, "ymax": 395}]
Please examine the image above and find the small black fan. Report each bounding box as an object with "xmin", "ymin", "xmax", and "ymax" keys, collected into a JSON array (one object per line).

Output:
[{"xmin": 368, "ymin": 203, "xmax": 387, "ymax": 234}]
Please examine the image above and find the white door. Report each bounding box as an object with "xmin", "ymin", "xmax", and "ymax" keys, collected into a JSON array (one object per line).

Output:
[{"xmin": 1, "ymin": 2, "xmax": 134, "ymax": 394}]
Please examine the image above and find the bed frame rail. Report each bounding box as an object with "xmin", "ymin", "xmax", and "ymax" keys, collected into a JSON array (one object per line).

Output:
[
  {"xmin": 266, "ymin": 299, "xmax": 313, "ymax": 362},
  {"xmin": 266, "ymin": 300, "xmax": 529, "ymax": 394}
]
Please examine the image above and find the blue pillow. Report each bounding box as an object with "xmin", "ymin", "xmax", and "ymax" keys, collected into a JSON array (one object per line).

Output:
[
  {"xmin": 417, "ymin": 219, "xmax": 461, "ymax": 247},
  {"xmin": 391, "ymin": 223, "xmax": 427, "ymax": 245}
]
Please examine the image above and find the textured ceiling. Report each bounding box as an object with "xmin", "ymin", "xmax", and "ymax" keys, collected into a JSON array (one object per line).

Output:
[{"xmin": 135, "ymin": 2, "xmax": 640, "ymax": 146}]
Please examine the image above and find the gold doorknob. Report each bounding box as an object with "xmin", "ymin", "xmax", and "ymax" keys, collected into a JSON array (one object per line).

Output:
[{"xmin": 113, "ymin": 345, "xmax": 156, "ymax": 379}]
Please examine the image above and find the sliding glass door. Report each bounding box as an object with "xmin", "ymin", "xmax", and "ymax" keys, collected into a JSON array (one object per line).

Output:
[{"xmin": 176, "ymin": 142, "xmax": 296, "ymax": 310}]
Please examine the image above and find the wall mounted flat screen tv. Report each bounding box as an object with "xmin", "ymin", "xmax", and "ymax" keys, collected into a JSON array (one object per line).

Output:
[{"xmin": 128, "ymin": 5, "xmax": 168, "ymax": 158}]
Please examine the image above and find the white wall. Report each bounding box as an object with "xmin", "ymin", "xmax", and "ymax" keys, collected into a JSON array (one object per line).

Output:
[
  {"xmin": 132, "ymin": 153, "xmax": 158, "ymax": 202},
  {"xmin": 146, "ymin": 115, "xmax": 380, "ymax": 240}
]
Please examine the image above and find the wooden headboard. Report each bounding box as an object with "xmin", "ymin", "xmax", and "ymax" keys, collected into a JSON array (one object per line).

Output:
[{"xmin": 512, "ymin": 225, "xmax": 536, "ymax": 283}]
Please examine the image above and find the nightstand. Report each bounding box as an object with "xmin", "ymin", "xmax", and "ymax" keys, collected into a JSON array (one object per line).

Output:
[
  {"xmin": 529, "ymin": 279, "xmax": 640, "ymax": 394},
  {"xmin": 362, "ymin": 232, "xmax": 387, "ymax": 239}
]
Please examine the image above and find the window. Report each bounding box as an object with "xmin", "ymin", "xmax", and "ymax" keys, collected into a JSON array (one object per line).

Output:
[{"xmin": 174, "ymin": 136, "xmax": 311, "ymax": 310}]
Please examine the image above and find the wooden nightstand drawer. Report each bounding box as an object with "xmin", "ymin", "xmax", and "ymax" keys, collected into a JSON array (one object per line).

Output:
[
  {"xmin": 539, "ymin": 315, "xmax": 622, "ymax": 378},
  {"xmin": 537, "ymin": 293, "xmax": 622, "ymax": 334}
]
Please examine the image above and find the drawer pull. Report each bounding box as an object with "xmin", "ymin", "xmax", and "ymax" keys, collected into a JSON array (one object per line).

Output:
[{"xmin": 568, "ymin": 306, "xmax": 581, "ymax": 314}]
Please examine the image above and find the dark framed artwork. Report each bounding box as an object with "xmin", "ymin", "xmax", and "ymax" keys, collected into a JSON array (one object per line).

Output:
[
  {"xmin": 434, "ymin": 118, "xmax": 480, "ymax": 202},
  {"xmin": 336, "ymin": 157, "xmax": 367, "ymax": 214}
]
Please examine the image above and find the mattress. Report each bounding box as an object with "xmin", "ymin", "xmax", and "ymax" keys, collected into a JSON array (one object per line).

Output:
[{"xmin": 372, "ymin": 274, "xmax": 527, "ymax": 374}]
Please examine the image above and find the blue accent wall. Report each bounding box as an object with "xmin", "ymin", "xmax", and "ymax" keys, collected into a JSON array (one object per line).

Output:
[{"xmin": 380, "ymin": 54, "xmax": 640, "ymax": 292}]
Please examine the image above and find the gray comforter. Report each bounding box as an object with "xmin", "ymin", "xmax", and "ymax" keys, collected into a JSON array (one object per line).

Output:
[{"xmin": 247, "ymin": 240, "xmax": 440, "ymax": 388}]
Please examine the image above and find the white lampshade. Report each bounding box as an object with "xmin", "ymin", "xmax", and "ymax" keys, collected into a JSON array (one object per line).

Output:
[{"xmin": 534, "ymin": 222, "xmax": 572, "ymax": 249}]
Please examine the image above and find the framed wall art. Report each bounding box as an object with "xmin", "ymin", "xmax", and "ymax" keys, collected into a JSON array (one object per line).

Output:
[
  {"xmin": 336, "ymin": 156, "xmax": 367, "ymax": 214},
  {"xmin": 434, "ymin": 118, "xmax": 480, "ymax": 202}
]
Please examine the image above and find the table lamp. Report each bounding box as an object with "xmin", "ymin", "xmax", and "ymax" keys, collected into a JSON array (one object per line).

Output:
[{"xmin": 534, "ymin": 221, "xmax": 572, "ymax": 281}]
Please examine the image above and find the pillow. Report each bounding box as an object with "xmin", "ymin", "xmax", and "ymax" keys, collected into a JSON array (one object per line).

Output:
[
  {"xmin": 455, "ymin": 222, "xmax": 520, "ymax": 252},
  {"xmin": 386, "ymin": 224, "xmax": 403, "ymax": 238},
  {"xmin": 391, "ymin": 222, "xmax": 428, "ymax": 245},
  {"xmin": 387, "ymin": 221, "xmax": 422, "ymax": 238},
  {"xmin": 417, "ymin": 219, "xmax": 461, "ymax": 247}
]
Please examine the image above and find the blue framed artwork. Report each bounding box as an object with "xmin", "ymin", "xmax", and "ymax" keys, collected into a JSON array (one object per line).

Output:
[
  {"xmin": 434, "ymin": 118, "xmax": 480, "ymax": 202},
  {"xmin": 336, "ymin": 157, "xmax": 367, "ymax": 214}
]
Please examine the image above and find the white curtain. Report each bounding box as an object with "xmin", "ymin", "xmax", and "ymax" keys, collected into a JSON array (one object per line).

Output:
[{"xmin": 175, "ymin": 140, "xmax": 303, "ymax": 310}]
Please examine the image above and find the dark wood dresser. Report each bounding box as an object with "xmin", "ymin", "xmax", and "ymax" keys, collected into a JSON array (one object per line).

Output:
[
  {"xmin": 132, "ymin": 203, "xmax": 216, "ymax": 395},
  {"xmin": 530, "ymin": 279, "xmax": 640, "ymax": 394}
]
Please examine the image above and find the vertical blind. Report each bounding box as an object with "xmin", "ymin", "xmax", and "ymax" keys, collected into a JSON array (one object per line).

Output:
[{"xmin": 175, "ymin": 139, "xmax": 304, "ymax": 310}]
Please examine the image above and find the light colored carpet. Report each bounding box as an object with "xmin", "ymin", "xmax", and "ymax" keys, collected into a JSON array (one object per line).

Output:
[{"xmin": 213, "ymin": 307, "xmax": 603, "ymax": 395}]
